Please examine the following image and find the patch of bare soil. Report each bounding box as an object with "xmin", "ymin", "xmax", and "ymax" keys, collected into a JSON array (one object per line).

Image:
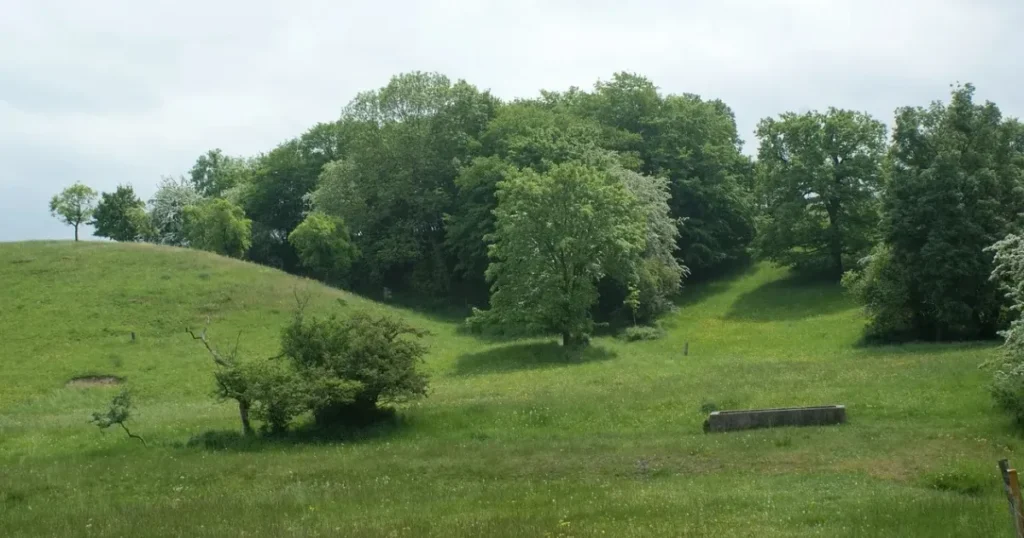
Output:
[{"xmin": 66, "ymin": 375, "xmax": 122, "ymax": 388}]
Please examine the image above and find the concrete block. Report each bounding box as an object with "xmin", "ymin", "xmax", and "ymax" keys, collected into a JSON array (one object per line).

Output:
[{"xmin": 703, "ymin": 405, "xmax": 846, "ymax": 433}]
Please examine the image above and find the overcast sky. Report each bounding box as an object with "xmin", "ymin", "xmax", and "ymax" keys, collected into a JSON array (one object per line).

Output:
[{"xmin": 2, "ymin": 0, "xmax": 1021, "ymax": 242}]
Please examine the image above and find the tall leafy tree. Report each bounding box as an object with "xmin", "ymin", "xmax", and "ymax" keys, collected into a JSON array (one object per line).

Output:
[
  {"xmin": 148, "ymin": 176, "xmax": 204, "ymax": 246},
  {"xmin": 560, "ymin": 73, "xmax": 756, "ymax": 275},
  {"xmin": 93, "ymin": 184, "xmax": 149, "ymax": 242},
  {"xmin": 49, "ymin": 183, "xmax": 98, "ymax": 241},
  {"xmin": 472, "ymin": 162, "xmax": 646, "ymax": 347},
  {"xmin": 184, "ymin": 198, "xmax": 253, "ymax": 259},
  {"xmin": 755, "ymin": 109, "xmax": 886, "ymax": 277},
  {"xmin": 846, "ymin": 84, "xmax": 1024, "ymax": 341},
  {"xmin": 312, "ymin": 72, "xmax": 499, "ymax": 295},
  {"xmin": 445, "ymin": 102, "xmax": 605, "ymax": 293}
]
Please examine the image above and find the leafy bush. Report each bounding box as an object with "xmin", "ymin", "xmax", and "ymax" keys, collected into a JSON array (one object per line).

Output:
[
  {"xmin": 842, "ymin": 245, "xmax": 915, "ymax": 342},
  {"xmin": 621, "ymin": 325, "xmax": 664, "ymax": 342},
  {"xmin": 280, "ymin": 310, "xmax": 429, "ymax": 426}
]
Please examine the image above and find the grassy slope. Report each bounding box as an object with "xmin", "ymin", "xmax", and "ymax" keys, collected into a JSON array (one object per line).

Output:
[{"xmin": 0, "ymin": 241, "xmax": 1017, "ymax": 537}]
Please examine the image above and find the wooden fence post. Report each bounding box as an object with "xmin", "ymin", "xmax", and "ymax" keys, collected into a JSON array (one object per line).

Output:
[{"xmin": 999, "ymin": 459, "xmax": 1024, "ymax": 538}]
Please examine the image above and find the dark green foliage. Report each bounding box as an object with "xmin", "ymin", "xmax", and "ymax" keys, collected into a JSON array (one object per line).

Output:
[
  {"xmin": 280, "ymin": 310, "xmax": 429, "ymax": 425},
  {"xmin": 93, "ymin": 184, "xmax": 148, "ymax": 242},
  {"xmin": 755, "ymin": 109, "xmax": 886, "ymax": 277},
  {"xmin": 444, "ymin": 156, "xmax": 512, "ymax": 294},
  {"xmin": 312, "ymin": 73, "xmax": 499, "ymax": 295},
  {"xmin": 846, "ymin": 84, "xmax": 1024, "ymax": 341},
  {"xmin": 557, "ymin": 73, "xmax": 756, "ymax": 275}
]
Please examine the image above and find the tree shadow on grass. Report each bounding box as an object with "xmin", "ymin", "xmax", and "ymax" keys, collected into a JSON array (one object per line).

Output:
[
  {"xmin": 724, "ymin": 274, "xmax": 853, "ymax": 322},
  {"xmin": 674, "ymin": 263, "xmax": 760, "ymax": 309},
  {"xmin": 179, "ymin": 409, "xmax": 409, "ymax": 452},
  {"xmin": 453, "ymin": 341, "xmax": 616, "ymax": 376}
]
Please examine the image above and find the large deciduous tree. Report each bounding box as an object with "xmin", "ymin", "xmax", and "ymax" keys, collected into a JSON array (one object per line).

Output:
[
  {"xmin": 311, "ymin": 72, "xmax": 499, "ymax": 295},
  {"xmin": 557, "ymin": 73, "xmax": 756, "ymax": 275},
  {"xmin": 755, "ymin": 109, "xmax": 886, "ymax": 277},
  {"xmin": 845, "ymin": 84, "xmax": 1024, "ymax": 341},
  {"xmin": 93, "ymin": 184, "xmax": 150, "ymax": 242},
  {"xmin": 49, "ymin": 183, "xmax": 98, "ymax": 241},
  {"xmin": 473, "ymin": 162, "xmax": 646, "ymax": 347}
]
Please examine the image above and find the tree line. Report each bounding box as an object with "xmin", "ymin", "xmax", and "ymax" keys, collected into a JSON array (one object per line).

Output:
[{"xmin": 50, "ymin": 73, "xmax": 1024, "ymax": 346}]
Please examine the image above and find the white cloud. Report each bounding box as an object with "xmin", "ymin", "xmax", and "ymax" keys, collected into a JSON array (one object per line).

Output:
[{"xmin": 1, "ymin": 0, "xmax": 1021, "ymax": 240}]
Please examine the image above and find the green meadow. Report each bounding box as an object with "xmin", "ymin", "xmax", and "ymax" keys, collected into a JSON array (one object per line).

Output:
[{"xmin": 0, "ymin": 241, "xmax": 1017, "ymax": 537}]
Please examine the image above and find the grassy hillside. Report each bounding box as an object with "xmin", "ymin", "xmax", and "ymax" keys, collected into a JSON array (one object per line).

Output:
[{"xmin": 0, "ymin": 241, "xmax": 1017, "ymax": 537}]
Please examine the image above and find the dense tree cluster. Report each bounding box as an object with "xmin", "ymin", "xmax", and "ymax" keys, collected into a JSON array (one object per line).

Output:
[{"xmin": 49, "ymin": 75, "xmax": 1024, "ymax": 347}]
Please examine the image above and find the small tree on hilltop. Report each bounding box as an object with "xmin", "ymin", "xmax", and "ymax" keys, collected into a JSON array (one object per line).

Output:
[
  {"xmin": 93, "ymin": 184, "xmax": 150, "ymax": 242},
  {"xmin": 50, "ymin": 183, "xmax": 98, "ymax": 241},
  {"xmin": 472, "ymin": 161, "xmax": 647, "ymax": 347}
]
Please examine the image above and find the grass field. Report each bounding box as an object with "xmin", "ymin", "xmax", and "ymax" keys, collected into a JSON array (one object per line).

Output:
[{"xmin": 0, "ymin": 241, "xmax": 1019, "ymax": 537}]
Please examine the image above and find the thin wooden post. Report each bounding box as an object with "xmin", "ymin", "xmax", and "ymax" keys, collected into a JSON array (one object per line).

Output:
[
  {"xmin": 1011, "ymin": 468, "xmax": 1024, "ymax": 535},
  {"xmin": 999, "ymin": 459, "xmax": 1024, "ymax": 538}
]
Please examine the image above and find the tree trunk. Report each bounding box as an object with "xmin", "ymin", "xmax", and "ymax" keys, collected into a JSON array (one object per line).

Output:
[
  {"xmin": 74, "ymin": 223, "xmax": 79, "ymax": 242},
  {"xmin": 824, "ymin": 200, "xmax": 843, "ymax": 278},
  {"xmin": 238, "ymin": 399, "xmax": 254, "ymax": 436},
  {"xmin": 562, "ymin": 331, "xmax": 571, "ymax": 347}
]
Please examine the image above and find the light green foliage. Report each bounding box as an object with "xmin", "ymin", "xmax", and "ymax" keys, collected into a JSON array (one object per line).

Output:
[
  {"xmin": 621, "ymin": 324, "xmax": 664, "ymax": 342},
  {"xmin": 312, "ymin": 72, "xmax": 498, "ymax": 294},
  {"xmin": 148, "ymin": 176, "xmax": 204, "ymax": 246},
  {"xmin": 755, "ymin": 109, "xmax": 886, "ymax": 277},
  {"xmin": 614, "ymin": 166, "xmax": 686, "ymax": 321},
  {"xmin": 0, "ymin": 242, "xmax": 1016, "ymax": 536},
  {"xmin": 847, "ymin": 84, "xmax": 1024, "ymax": 341},
  {"xmin": 288, "ymin": 212, "xmax": 359, "ymax": 282},
  {"xmin": 280, "ymin": 310, "xmax": 428, "ymax": 425},
  {"xmin": 49, "ymin": 182, "xmax": 98, "ymax": 241},
  {"xmin": 476, "ymin": 162, "xmax": 647, "ymax": 346},
  {"xmin": 184, "ymin": 198, "xmax": 252, "ymax": 259},
  {"xmin": 93, "ymin": 184, "xmax": 148, "ymax": 242}
]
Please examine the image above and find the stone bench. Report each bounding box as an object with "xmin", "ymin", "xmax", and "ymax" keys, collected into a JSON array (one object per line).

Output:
[{"xmin": 703, "ymin": 405, "xmax": 846, "ymax": 433}]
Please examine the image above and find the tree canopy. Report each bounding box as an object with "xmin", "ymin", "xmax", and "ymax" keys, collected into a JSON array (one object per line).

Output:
[
  {"xmin": 755, "ymin": 109, "xmax": 886, "ymax": 277},
  {"xmin": 472, "ymin": 162, "xmax": 647, "ymax": 346},
  {"xmin": 844, "ymin": 84, "xmax": 1024, "ymax": 341},
  {"xmin": 93, "ymin": 184, "xmax": 150, "ymax": 242},
  {"xmin": 49, "ymin": 183, "xmax": 98, "ymax": 241}
]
